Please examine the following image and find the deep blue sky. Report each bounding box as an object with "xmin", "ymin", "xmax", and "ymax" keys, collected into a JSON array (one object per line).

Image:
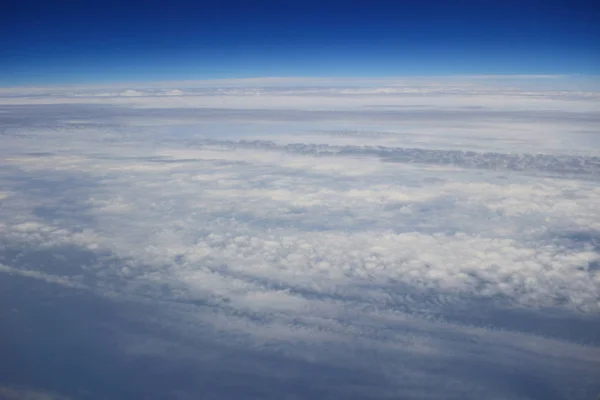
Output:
[{"xmin": 2, "ymin": 0, "xmax": 599, "ymax": 85}]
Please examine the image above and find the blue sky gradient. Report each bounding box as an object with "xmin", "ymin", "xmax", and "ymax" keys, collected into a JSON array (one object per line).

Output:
[{"xmin": 2, "ymin": 0, "xmax": 599, "ymax": 85}]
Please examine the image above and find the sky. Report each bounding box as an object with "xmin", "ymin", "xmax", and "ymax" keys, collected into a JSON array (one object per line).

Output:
[
  {"xmin": 1, "ymin": 1, "xmax": 600, "ymax": 399},
  {"xmin": 2, "ymin": 0, "xmax": 600, "ymax": 85}
]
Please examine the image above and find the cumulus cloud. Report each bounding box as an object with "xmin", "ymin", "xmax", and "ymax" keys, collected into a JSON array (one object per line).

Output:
[{"xmin": 1, "ymin": 76, "xmax": 599, "ymax": 399}]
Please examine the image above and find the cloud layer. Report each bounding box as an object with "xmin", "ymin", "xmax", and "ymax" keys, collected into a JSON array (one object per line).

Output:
[{"xmin": 1, "ymin": 77, "xmax": 599, "ymax": 399}]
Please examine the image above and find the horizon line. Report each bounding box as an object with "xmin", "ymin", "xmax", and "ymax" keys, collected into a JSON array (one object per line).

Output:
[{"xmin": 2, "ymin": 73, "xmax": 594, "ymax": 90}]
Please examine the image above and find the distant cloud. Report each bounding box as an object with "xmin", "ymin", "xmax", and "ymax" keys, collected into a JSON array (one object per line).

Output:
[{"xmin": 119, "ymin": 89, "xmax": 144, "ymax": 97}]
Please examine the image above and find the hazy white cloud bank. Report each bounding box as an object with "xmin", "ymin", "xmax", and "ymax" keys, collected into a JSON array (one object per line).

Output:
[{"xmin": 1, "ymin": 77, "xmax": 599, "ymax": 399}]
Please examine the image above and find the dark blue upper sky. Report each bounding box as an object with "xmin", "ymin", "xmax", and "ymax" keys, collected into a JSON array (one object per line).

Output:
[{"xmin": 2, "ymin": 0, "xmax": 599, "ymax": 85}]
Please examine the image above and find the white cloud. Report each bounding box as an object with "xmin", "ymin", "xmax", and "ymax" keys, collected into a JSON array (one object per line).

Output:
[
  {"xmin": 119, "ymin": 89, "xmax": 144, "ymax": 97},
  {"xmin": 0, "ymin": 263, "xmax": 87, "ymax": 289},
  {"xmin": 1, "ymin": 77, "xmax": 599, "ymax": 398}
]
